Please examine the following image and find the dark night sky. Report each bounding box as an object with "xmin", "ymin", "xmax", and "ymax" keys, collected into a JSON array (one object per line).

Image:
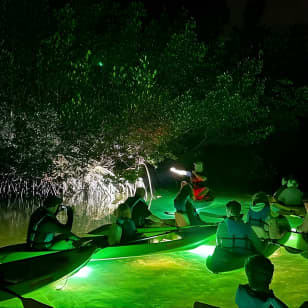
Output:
[{"xmin": 49, "ymin": 0, "xmax": 308, "ymax": 27}]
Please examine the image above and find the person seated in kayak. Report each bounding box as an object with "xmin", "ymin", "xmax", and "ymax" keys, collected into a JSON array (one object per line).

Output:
[
  {"xmin": 124, "ymin": 187, "xmax": 161, "ymax": 227},
  {"xmin": 189, "ymin": 161, "xmax": 214, "ymax": 201},
  {"xmin": 174, "ymin": 181, "xmax": 206, "ymax": 226},
  {"xmin": 170, "ymin": 161, "xmax": 213, "ymax": 201},
  {"xmin": 216, "ymin": 200, "xmax": 266, "ymax": 255},
  {"xmin": 245, "ymin": 191, "xmax": 285, "ymax": 240},
  {"xmin": 108, "ymin": 203, "xmax": 139, "ymax": 245},
  {"xmin": 27, "ymin": 195, "xmax": 80, "ymax": 250},
  {"xmin": 273, "ymin": 176, "xmax": 288, "ymax": 200},
  {"xmin": 236, "ymin": 255, "xmax": 288, "ymax": 308},
  {"xmin": 276, "ymin": 177, "xmax": 304, "ymax": 207}
]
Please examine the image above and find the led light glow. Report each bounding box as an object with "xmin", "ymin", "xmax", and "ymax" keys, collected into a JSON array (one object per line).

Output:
[
  {"xmin": 72, "ymin": 266, "xmax": 92, "ymax": 278},
  {"xmin": 189, "ymin": 245, "xmax": 215, "ymax": 258}
]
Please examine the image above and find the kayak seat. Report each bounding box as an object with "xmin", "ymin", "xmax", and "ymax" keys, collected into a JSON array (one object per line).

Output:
[{"xmin": 175, "ymin": 212, "xmax": 190, "ymax": 227}]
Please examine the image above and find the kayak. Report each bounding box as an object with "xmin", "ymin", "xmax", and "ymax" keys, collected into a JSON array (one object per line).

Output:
[
  {"xmin": 0, "ymin": 242, "xmax": 96, "ymax": 301},
  {"xmin": 296, "ymin": 232, "xmax": 308, "ymax": 259},
  {"xmin": 90, "ymin": 225, "xmax": 217, "ymax": 261},
  {"xmin": 205, "ymin": 218, "xmax": 291, "ymax": 274}
]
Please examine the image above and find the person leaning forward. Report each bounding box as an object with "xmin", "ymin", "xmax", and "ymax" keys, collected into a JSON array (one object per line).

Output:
[{"xmin": 27, "ymin": 195, "xmax": 80, "ymax": 250}]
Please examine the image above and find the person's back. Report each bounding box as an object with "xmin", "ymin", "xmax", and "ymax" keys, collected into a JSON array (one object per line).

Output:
[
  {"xmin": 277, "ymin": 178, "xmax": 303, "ymax": 207},
  {"xmin": 217, "ymin": 201, "xmax": 265, "ymax": 255},
  {"xmin": 217, "ymin": 218, "xmax": 254, "ymax": 255},
  {"xmin": 236, "ymin": 255, "xmax": 288, "ymax": 308},
  {"xmin": 27, "ymin": 206, "xmax": 56, "ymax": 248}
]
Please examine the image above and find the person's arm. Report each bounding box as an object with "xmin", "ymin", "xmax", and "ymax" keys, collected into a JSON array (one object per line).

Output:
[
  {"xmin": 268, "ymin": 217, "xmax": 283, "ymax": 240},
  {"xmin": 108, "ymin": 224, "xmax": 122, "ymax": 245},
  {"xmin": 191, "ymin": 170, "xmax": 207, "ymax": 181},
  {"xmin": 40, "ymin": 216, "xmax": 79, "ymax": 240},
  {"xmin": 297, "ymin": 213, "xmax": 308, "ymax": 233}
]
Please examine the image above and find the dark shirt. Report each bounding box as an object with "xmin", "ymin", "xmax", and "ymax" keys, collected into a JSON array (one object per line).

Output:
[
  {"xmin": 27, "ymin": 207, "xmax": 73, "ymax": 248},
  {"xmin": 125, "ymin": 196, "xmax": 152, "ymax": 227}
]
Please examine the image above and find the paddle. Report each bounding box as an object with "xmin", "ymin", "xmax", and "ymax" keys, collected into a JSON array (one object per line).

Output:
[
  {"xmin": 269, "ymin": 240, "xmax": 304, "ymax": 254},
  {"xmin": 0, "ymin": 286, "xmax": 53, "ymax": 308},
  {"xmin": 194, "ymin": 301, "xmax": 220, "ymax": 308},
  {"xmin": 164, "ymin": 211, "xmax": 226, "ymax": 220}
]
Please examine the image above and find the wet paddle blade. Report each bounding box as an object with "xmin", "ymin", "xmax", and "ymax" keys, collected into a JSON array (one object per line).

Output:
[{"xmin": 194, "ymin": 301, "xmax": 220, "ymax": 308}]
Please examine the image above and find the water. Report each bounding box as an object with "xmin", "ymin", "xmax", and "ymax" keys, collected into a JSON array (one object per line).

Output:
[{"xmin": 0, "ymin": 190, "xmax": 307, "ymax": 308}]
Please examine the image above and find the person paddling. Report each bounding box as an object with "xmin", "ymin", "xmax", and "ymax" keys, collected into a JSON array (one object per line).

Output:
[
  {"xmin": 170, "ymin": 161, "xmax": 213, "ymax": 201},
  {"xmin": 273, "ymin": 177, "xmax": 305, "ymax": 216},
  {"xmin": 124, "ymin": 187, "xmax": 161, "ymax": 227},
  {"xmin": 236, "ymin": 255, "xmax": 288, "ymax": 308},
  {"xmin": 108, "ymin": 203, "xmax": 139, "ymax": 245},
  {"xmin": 27, "ymin": 195, "xmax": 80, "ymax": 250},
  {"xmin": 216, "ymin": 201, "xmax": 266, "ymax": 255}
]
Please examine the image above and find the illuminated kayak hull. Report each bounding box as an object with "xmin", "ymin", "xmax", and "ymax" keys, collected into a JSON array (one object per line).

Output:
[
  {"xmin": 91, "ymin": 225, "xmax": 217, "ymax": 260},
  {"xmin": 0, "ymin": 243, "xmax": 96, "ymax": 301},
  {"xmin": 296, "ymin": 233, "xmax": 308, "ymax": 259},
  {"xmin": 205, "ymin": 219, "xmax": 291, "ymax": 273}
]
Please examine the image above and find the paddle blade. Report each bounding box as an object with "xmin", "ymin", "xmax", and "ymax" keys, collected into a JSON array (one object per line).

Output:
[
  {"xmin": 20, "ymin": 297, "xmax": 53, "ymax": 308},
  {"xmin": 194, "ymin": 301, "xmax": 220, "ymax": 308}
]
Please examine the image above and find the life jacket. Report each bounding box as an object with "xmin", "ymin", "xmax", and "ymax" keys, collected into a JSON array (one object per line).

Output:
[
  {"xmin": 236, "ymin": 284, "xmax": 288, "ymax": 308},
  {"xmin": 126, "ymin": 197, "xmax": 150, "ymax": 227},
  {"xmin": 191, "ymin": 172, "xmax": 207, "ymax": 189},
  {"xmin": 116, "ymin": 218, "xmax": 138, "ymax": 243},
  {"xmin": 217, "ymin": 219, "xmax": 253, "ymax": 254},
  {"xmin": 27, "ymin": 208, "xmax": 55, "ymax": 249},
  {"xmin": 247, "ymin": 205, "xmax": 270, "ymax": 229}
]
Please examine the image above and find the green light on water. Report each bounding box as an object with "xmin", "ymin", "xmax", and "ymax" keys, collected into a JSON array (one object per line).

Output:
[
  {"xmin": 73, "ymin": 265, "xmax": 92, "ymax": 278},
  {"xmin": 189, "ymin": 245, "xmax": 215, "ymax": 258}
]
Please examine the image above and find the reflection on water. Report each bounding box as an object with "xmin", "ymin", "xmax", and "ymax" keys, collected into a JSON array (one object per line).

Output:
[{"xmin": 0, "ymin": 191, "xmax": 307, "ymax": 308}]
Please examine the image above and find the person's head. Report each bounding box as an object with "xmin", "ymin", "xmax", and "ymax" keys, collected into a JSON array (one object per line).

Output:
[
  {"xmin": 117, "ymin": 203, "xmax": 132, "ymax": 219},
  {"xmin": 135, "ymin": 187, "xmax": 146, "ymax": 199},
  {"xmin": 225, "ymin": 200, "xmax": 242, "ymax": 218},
  {"xmin": 245, "ymin": 255, "xmax": 274, "ymax": 291},
  {"xmin": 281, "ymin": 176, "xmax": 288, "ymax": 186},
  {"xmin": 287, "ymin": 177, "xmax": 299, "ymax": 188},
  {"xmin": 193, "ymin": 161, "xmax": 204, "ymax": 173},
  {"xmin": 43, "ymin": 195, "xmax": 62, "ymax": 214},
  {"xmin": 252, "ymin": 191, "xmax": 269, "ymax": 209}
]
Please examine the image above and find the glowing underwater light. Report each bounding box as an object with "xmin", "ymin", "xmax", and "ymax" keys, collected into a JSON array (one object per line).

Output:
[
  {"xmin": 189, "ymin": 245, "xmax": 215, "ymax": 258},
  {"xmin": 72, "ymin": 265, "xmax": 92, "ymax": 278}
]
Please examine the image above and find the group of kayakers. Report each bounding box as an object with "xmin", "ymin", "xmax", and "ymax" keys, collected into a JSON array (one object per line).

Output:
[{"xmin": 25, "ymin": 163, "xmax": 308, "ymax": 308}]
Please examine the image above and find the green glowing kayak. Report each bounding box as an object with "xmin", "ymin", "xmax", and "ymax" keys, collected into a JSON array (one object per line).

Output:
[
  {"xmin": 0, "ymin": 243, "xmax": 96, "ymax": 302},
  {"xmin": 90, "ymin": 225, "xmax": 217, "ymax": 261},
  {"xmin": 296, "ymin": 233, "xmax": 308, "ymax": 259}
]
